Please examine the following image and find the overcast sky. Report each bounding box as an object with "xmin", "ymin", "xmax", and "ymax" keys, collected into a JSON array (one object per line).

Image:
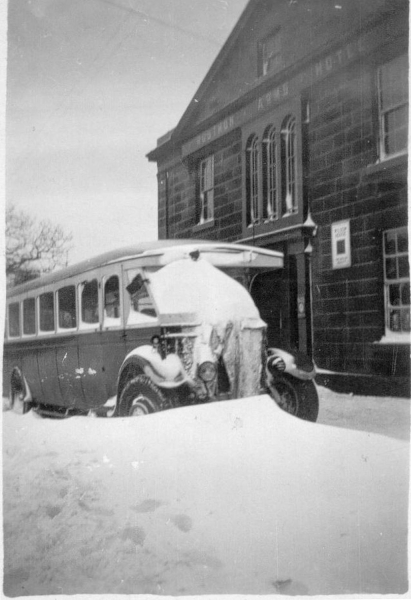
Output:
[{"xmin": 6, "ymin": 0, "xmax": 248, "ymax": 264}]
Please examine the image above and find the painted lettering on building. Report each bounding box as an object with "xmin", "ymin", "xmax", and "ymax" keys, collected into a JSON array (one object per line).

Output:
[
  {"xmin": 313, "ymin": 39, "xmax": 362, "ymax": 80},
  {"xmin": 257, "ymin": 82, "xmax": 289, "ymax": 111}
]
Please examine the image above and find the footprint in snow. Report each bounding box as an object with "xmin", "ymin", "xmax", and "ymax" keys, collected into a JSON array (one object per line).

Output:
[
  {"xmin": 121, "ymin": 525, "xmax": 146, "ymax": 546},
  {"xmin": 171, "ymin": 514, "xmax": 192, "ymax": 532},
  {"xmin": 131, "ymin": 499, "xmax": 163, "ymax": 513}
]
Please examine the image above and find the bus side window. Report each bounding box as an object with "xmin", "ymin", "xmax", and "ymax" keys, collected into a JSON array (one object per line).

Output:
[
  {"xmin": 81, "ymin": 279, "xmax": 99, "ymax": 325},
  {"xmin": 8, "ymin": 302, "xmax": 20, "ymax": 338},
  {"xmin": 23, "ymin": 298, "xmax": 36, "ymax": 335},
  {"xmin": 39, "ymin": 292, "xmax": 55, "ymax": 332},
  {"xmin": 57, "ymin": 285, "xmax": 77, "ymax": 329},
  {"xmin": 126, "ymin": 270, "xmax": 157, "ymax": 324},
  {"xmin": 104, "ymin": 276, "xmax": 120, "ymax": 325}
]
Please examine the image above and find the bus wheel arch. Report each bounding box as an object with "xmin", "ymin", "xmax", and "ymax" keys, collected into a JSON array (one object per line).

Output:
[{"xmin": 9, "ymin": 368, "xmax": 32, "ymax": 415}]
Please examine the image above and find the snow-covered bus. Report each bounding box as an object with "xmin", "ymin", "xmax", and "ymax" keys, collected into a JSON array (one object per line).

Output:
[{"xmin": 4, "ymin": 240, "xmax": 319, "ymax": 420}]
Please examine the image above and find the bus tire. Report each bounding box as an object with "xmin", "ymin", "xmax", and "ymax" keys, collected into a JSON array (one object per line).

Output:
[
  {"xmin": 267, "ymin": 373, "xmax": 319, "ymax": 422},
  {"xmin": 118, "ymin": 375, "xmax": 164, "ymax": 417},
  {"xmin": 10, "ymin": 370, "xmax": 31, "ymax": 415}
]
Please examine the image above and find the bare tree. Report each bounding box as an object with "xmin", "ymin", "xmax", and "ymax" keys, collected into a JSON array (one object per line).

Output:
[{"xmin": 6, "ymin": 204, "xmax": 73, "ymax": 287}]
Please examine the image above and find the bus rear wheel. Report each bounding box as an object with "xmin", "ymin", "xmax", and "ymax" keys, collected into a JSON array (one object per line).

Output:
[
  {"xmin": 10, "ymin": 370, "xmax": 30, "ymax": 415},
  {"xmin": 119, "ymin": 375, "xmax": 164, "ymax": 417}
]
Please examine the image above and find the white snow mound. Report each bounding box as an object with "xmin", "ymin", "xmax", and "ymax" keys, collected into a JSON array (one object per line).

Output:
[{"xmin": 3, "ymin": 395, "xmax": 409, "ymax": 596}]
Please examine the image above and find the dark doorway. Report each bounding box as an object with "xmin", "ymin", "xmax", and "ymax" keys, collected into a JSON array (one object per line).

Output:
[{"xmin": 250, "ymin": 257, "xmax": 298, "ymax": 350}]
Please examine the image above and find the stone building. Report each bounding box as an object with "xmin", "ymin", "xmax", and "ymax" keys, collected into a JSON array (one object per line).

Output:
[{"xmin": 147, "ymin": 0, "xmax": 409, "ymax": 394}]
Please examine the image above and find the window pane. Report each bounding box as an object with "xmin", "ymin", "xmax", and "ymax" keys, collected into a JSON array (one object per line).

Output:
[
  {"xmin": 39, "ymin": 292, "xmax": 54, "ymax": 331},
  {"xmin": 384, "ymin": 227, "xmax": 409, "ymax": 333},
  {"xmin": 397, "ymin": 230, "xmax": 409, "ymax": 253},
  {"xmin": 389, "ymin": 309, "xmax": 401, "ymax": 332},
  {"xmin": 199, "ymin": 156, "xmax": 214, "ymax": 223},
  {"xmin": 380, "ymin": 55, "xmax": 408, "ymax": 110},
  {"xmin": 401, "ymin": 283, "xmax": 410, "ymax": 306},
  {"xmin": 384, "ymin": 231, "xmax": 396, "ymax": 254},
  {"xmin": 126, "ymin": 270, "xmax": 157, "ymax": 323},
  {"xmin": 81, "ymin": 279, "xmax": 99, "ymax": 324},
  {"xmin": 262, "ymin": 127, "xmax": 278, "ymax": 221},
  {"xmin": 281, "ymin": 116, "xmax": 297, "ymax": 215},
  {"xmin": 398, "ymin": 255, "xmax": 409, "ymax": 279},
  {"xmin": 379, "ymin": 54, "xmax": 408, "ymax": 158},
  {"xmin": 8, "ymin": 303, "xmax": 20, "ymax": 337},
  {"xmin": 23, "ymin": 298, "xmax": 36, "ymax": 335},
  {"xmin": 385, "ymin": 257, "xmax": 397, "ymax": 279},
  {"xmin": 389, "ymin": 283, "xmax": 400, "ymax": 305},
  {"xmin": 104, "ymin": 276, "xmax": 120, "ymax": 319},
  {"xmin": 401, "ymin": 309, "xmax": 410, "ymax": 332},
  {"xmin": 58, "ymin": 286, "xmax": 77, "ymax": 329}
]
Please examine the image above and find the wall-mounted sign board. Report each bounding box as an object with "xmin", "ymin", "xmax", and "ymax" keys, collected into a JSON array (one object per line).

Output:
[{"xmin": 332, "ymin": 220, "xmax": 351, "ymax": 269}]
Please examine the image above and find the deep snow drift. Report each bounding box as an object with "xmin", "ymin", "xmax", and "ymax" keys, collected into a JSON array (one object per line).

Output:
[{"xmin": 3, "ymin": 395, "xmax": 409, "ymax": 596}]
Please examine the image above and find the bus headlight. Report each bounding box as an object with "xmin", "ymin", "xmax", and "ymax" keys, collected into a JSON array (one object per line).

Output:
[{"xmin": 198, "ymin": 361, "xmax": 217, "ymax": 382}]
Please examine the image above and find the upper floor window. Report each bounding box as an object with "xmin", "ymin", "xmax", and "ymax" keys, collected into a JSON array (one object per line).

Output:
[
  {"xmin": 198, "ymin": 155, "xmax": 214, "ymax": 224},
  {"xmin": 245, "ymin": 111, "xmax": 300, "ymax": 227},
  {"xmin": 262, "ymin": 126, "xmax": 278, "ymax": 221},
  {"xmin": 246, "ymin": 135, "xmax": 260, "ymax": 223},
  {"xmin": 378, "ymin": 54, "xmax": 408, "ymax": 160},
  {"xmin": 384, "ymin": 227, "xmax": 410, "ymax": 336},
  {"xmin": 281, "ymin": 116, "xmax": 297, "ymax": 215},
  {"xmin": 258, "ymin": 30, "xmax": 281, "ymax": 77}
]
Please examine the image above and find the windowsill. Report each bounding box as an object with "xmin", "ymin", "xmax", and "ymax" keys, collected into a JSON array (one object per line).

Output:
[
  {"xmin": 374, "ymin": 332, "xmax": 411, "ymax": 345},
  {"xmin": 364, "ymin": 153, "xmax": 408, "ymax": 177},
  {"xmin": 193, "ymin": 219, "xmax": 215, "ymax": 233}
]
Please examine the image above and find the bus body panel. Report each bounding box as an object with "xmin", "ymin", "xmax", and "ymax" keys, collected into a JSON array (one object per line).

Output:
[
  {"xmin": 37, "ymin": 342, "xmax": 65, "ymax": 406},
  {"xmin": 77, "ymin": 331, "xmax": 112, "ymax": 409},
  {"xmin": 21, "ymin": 346, "xmax": 42, "ymax": 400},
  {"xmin": 124, "ymin": 325, "xmax": 161, "ymax": 357},
  {"xmin": 56, "ymin": 340, "xmax": 83, "ymax": 407}
]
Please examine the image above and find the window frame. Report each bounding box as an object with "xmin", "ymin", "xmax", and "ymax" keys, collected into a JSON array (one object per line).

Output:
[
  {"xmin": 197, "ymin": 154, "xmax": 215, "ymax": 225},
  {"xmin": 125, "ymin": 268, "xmax": 158, "ymax": 328},
  {"xmin": 377, "ymin": 53, "xmax": 408, "ymax": 162},
  {"xmin": 257, "ymin": 29, "xmax": 282, "ymax": 78},
  {"xmin": 102, "ymin": 272, "xmax": 123, "ymax": 330},
  {"xmin": 8, "ymin": 301, "xmax": 21, "ymax": 339},
  {"xmin": 38, "ymin": 290, "xmax": 55, "ymax": 335},
  {"xmin": 22, "ymin": 297, "xmax": 37, "ymax": 337},
  {"xmin": 383, "ymin": 226, "xmax": 410, "ymax": 340},
  {"xmin": 56, "ymin": 284, "xmax": 77, "ymax": 332},
  {"xmin": 243, "ymin": 98, "xmax": 302, "ymax": 233},
  {"xmin": 78, "ymin": 277, "xmax": 100, "ymax": 331}
]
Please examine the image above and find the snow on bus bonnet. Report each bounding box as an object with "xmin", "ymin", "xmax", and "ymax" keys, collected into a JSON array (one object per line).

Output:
[{"xmin": 149, "ymin": 258, "xmax": 267, "ymax": 398}]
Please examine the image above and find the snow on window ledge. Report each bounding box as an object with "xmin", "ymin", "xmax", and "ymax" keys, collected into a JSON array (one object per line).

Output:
[
  {"xmin": 193, "ymin": 219, "xmax": 215, "ymax": 233},
  {"xmin": 374, "ymin": 331, "xmax": 411, "ymax": 345},
  {"xmin": 365, "ymin": 153, "xmax": 408, "ymax": 177}
]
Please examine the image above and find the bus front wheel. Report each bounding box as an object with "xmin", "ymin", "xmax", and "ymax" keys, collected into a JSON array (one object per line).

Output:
[{"xmin": 118, "ymin": 375, "xmax": 164, "ymax": 417}]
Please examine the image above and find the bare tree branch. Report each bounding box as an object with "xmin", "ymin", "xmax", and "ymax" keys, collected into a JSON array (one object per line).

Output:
[{"xmin": 6, "ymin": 204, "xmax": 73, "ymax": 287}]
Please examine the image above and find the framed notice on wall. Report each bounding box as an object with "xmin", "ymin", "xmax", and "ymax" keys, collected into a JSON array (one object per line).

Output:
[{"xmin": 331, "ymin": 220, "xmax": 351, "ymax": 269}]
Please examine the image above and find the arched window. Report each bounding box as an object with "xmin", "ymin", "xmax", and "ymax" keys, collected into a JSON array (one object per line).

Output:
[
  {"xmin": 246, "ymin": 134, "xmax": 260, "ymax": 225},
  {"xmin": 262, "ymin": 125, "xmax": 278, "ymax": 220},
  {"xmin": 281, "ymin": 116, "xmax": 297, "ymax": 215}
]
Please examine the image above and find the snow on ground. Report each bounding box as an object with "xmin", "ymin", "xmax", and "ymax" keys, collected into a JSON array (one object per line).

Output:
[
  {"xmin": 3, "ymin": 393, "xmax": 409, "ymax": 597},
  {"xmin": 317, "ymin": 385, "xmax": 410, "ymax": 441}
]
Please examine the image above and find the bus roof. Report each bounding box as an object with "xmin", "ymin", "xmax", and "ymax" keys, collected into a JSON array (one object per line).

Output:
[{"xmin": 7, "ymin": 239, "xmax": 284, "ymax": 298}]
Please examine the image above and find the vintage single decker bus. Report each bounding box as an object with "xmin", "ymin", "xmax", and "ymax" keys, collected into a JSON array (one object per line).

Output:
[{"xmin": 3, "ymin": 240, "xmax": 319, "ymax": 421}]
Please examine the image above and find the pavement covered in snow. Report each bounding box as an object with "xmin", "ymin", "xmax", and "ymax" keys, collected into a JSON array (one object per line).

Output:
[{"xmin": 2, "ymin": 389, "xmax": 409, "ymax": 597}]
